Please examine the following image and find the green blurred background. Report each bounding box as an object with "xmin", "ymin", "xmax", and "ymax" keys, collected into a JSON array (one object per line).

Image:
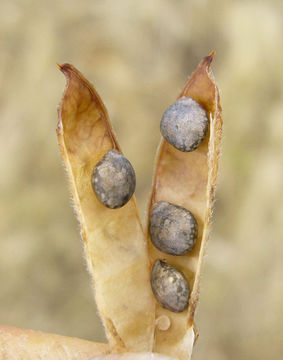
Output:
[{"xmin": 0, "ymin": 0, "xmax": 282, "ymax": 359}]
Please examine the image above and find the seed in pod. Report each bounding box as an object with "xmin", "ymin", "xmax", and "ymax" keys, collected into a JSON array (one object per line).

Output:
[
  {"xmin": 151, "ymin": 260, "xmax": 190, "ymax": 312},
  {"xmin": 91, "ymin": 149, "xmax": 136, "ymax": 209},
  {"xmin": 149, "ymin": 201, "xmax": 197, "ymax": 255},
  {"xmin": 160, "ymin": 97, "xmax": 209, "ymax": 152}
]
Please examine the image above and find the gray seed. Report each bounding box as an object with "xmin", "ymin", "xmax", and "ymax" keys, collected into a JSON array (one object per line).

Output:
[
  {"xmin": 149, "ymin": 201, "xmax": 197, "ymax": 255},
  {"xmin": 151, "ymin": 260, "xmax": 190, "ymax": 312},
  {"xmin": 160, "ymin": 97, "xmax": 209, "ymax": 152},
  {"xmin": 91, "ymin": 150, "xmax": 136, "ymax": 209}
]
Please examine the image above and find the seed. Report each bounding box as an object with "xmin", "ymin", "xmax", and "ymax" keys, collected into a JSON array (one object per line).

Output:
[
  {"xmin": 160, "ymin": 97, "xmax": 209, "ymax": 152},
  {"xmin": 91, "ymin": 150, "xmax": 136, "ymax": 209},
  {"xmin": 149, "ymin": 201, "xmax": 197, "ymax": 255},
  {"xmin": 151, "ymin": 260, "xmax": 190, "ymax": 312}
]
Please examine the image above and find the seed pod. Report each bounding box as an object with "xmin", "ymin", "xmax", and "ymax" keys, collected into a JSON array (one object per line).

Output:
[
  {"xmin": 160, "ymin": 97, "xmax": 208, "ymax": 152},
  {"xmin": 151, "ymin": 260, "xmax": 190, "ymax": 313},
  {"xmin": 149, "ymin": 201, "xmax": 197, "ymax": 255},
  {"xmin": 91, "ymin": 150, "xmax": 136, "ymax": 209}
]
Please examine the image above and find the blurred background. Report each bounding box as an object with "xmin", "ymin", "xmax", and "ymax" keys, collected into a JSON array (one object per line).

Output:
[{"xmin": 0, "ymin": 0, "xmax": 282, "ymax": 359}]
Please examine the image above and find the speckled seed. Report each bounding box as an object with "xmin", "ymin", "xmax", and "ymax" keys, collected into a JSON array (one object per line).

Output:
[
  {"xmin": 91, "ymin": 150, "xmax": 136, "ymax": 209},
  {"xmin": 160, "ymin": 97, "xmax": 209, "ymax": 152},
  {"xmin": 151, "ymin": 260, "xmax": 190, "ymax": 312},
  {"xmin": 149, "ymin": 201, "xmax": 197, "ymax": 255}
]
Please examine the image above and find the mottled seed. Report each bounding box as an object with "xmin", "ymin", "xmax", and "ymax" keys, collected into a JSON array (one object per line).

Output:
[
  {"xmin": 91, "ymin": 150, "xmax": 136, "ymax": 209},
  {"xmin": 151, "ymin": 260, "xmax": 190, "ymax": 312},
  {"xmin": 160, "ymin": 97, "xmax": 209, "ymax": 152},
  {"xmin": 149, "ymin": 201, "xmax": 197, "ymax": 255}
]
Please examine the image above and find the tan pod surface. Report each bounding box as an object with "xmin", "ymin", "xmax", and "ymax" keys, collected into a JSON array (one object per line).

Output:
[{"xmin": 0, "ymin": 325, "xmax": 109, "ymax": 359}]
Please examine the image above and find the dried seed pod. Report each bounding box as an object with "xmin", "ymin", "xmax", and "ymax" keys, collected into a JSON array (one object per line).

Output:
[
  {"xmin": 160, "ymin": 97, "xmax": 208, "ymax": 152},
  {"xmin": 151, "ymin": 260, "xmax": 190, "ymax": 313},
  {"xmin": 58, "ymin": 64, "xmax": 155, "ymax": 352},
  {"xmin": 147, "ymin": 53, "xmax": 223, "ymax": 360},
  {"xmin": 149, "ymin": 201, "xmax": 197, "ymax": 255},
  {"xmin": 91, "ymin": 150, "xmax": 136, "ymax": 209}
]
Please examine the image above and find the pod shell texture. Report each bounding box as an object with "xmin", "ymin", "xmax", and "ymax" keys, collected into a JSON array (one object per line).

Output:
[
  {"xmin": 160, "ymin": 97, "xmax": 208, "ymax": 152},
  {"xmin": 91, "ymin": 150, "xmax": 136, "ymax": 209},
  {"xmin": 149, "ymin": 201, "xmax": 198, "ymax": 255},
  {"xmin": 151, "ymin": 260, "xmax": 190, "ymax": 313}
]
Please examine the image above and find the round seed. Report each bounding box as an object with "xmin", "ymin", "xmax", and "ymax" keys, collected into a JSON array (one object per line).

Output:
[
  {"xmin": 91, "ymin": 150, "xmax": 136, "ymax": 209},
  {"xmin": 151, "ymin": 260, "xmax": 190, "ymax": 312},
  {"xmin": 160, "ymin": 97, "xmax": 209, "ymax": 152},
  {"xmin": 149, "ymin": 201, "xmax": 197, "ymax": 255}
]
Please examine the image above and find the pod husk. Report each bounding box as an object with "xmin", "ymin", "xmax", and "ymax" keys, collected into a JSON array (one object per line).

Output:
[
  {"xmin": 89, "ymin": 352, "xmax": 175, "ymax": 360},
  {"xmin": 57, "ymin": 64, "xmax": 155, "ymax": 353},
  {"xmin": 147, "ymin": 53, "xmax": 222, "ymax": 360},
  {"xmin": 0, "ymin": 325, "xmax": 109, "ymax": 359}
]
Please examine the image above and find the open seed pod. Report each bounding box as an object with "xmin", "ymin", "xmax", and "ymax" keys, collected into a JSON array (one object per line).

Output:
[
  {"xmin": 146, "ymin": 52, "xmax": 222, "ymax": 360},
  {"xmin": 57, "ymin": 64, "xmax": 155, "ymax": 352},
  {"xmin": 56, "ymin": 53, "xmax": 222, "ymax": 359},
  {"xmin": 56, "ymin": 53, "xmax": 222, "ymax": 360}
]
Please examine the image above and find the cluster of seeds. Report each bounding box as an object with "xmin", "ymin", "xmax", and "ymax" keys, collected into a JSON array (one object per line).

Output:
[
  {"xmin": 149, "ymin": 97, "xmax": 208, "ymax": 313},
  {"xmin": 90, "ymin": 97, "xmax": 208, "ymax": 314}
]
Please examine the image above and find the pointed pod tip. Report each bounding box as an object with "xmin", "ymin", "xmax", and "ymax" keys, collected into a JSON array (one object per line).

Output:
[
  {"xmin": 204, "ymin": 51, "xmax": 215, "ymax": 66},
  {"xmin": 199, "ymin": 51, "xmax": 215, "ymax": 71},
  {"xmin": 208, "ymin": 50, "xmax": 215, "ymax": 58},
  {"xmin": 56, "ymin": 63, "xmax": 63, "ymax": 70},
  {"xmin": 56, "ymin": 63, "xmax": 75, "ymax": 77}
]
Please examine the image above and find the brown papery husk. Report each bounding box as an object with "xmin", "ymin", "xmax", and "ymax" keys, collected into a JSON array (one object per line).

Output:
[
  {"xmin": 0, "ymin": 325, "xmax": 110, "ymax": 359},
  {"xmin": 89, "ymin": 352, "xmax": 175, "ymax": 360},
  {"xmin": 57, "ymin": 64, "xmax": 155, "ymax": 353},
  {"xmin": 147, "ymin": 53, "xmax": 223, "ymax": 360}
]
